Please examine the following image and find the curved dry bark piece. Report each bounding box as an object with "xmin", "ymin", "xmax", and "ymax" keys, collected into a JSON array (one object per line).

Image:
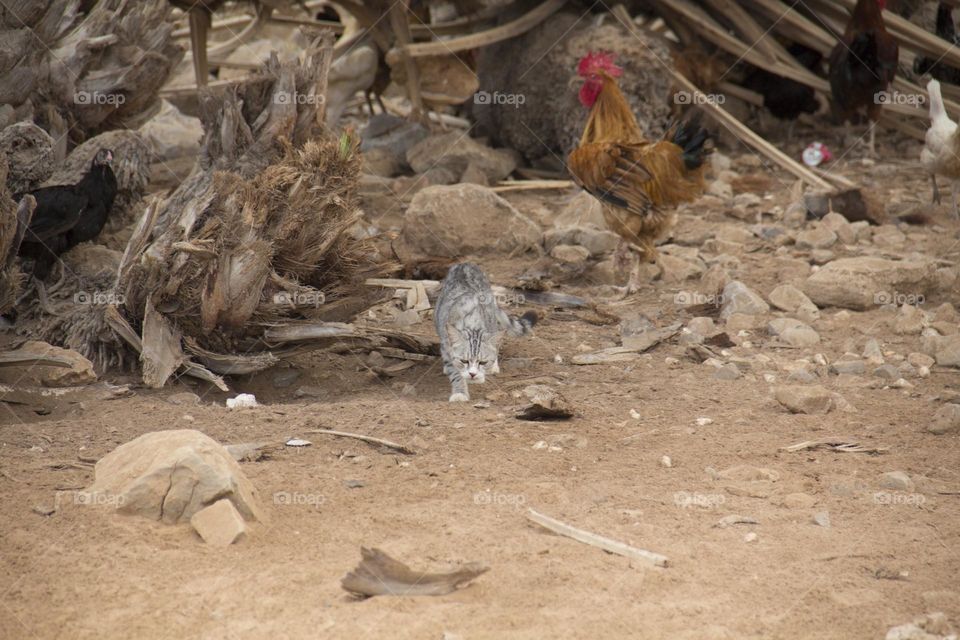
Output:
[{"xmin": 341, "ymin": 547, "xmax": 489, "ymax": 597}]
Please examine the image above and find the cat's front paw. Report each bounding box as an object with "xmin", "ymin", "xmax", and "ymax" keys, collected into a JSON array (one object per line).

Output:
[{"xmin": 448, "ymin": 392, "xmax": 469, "ymax": 402}]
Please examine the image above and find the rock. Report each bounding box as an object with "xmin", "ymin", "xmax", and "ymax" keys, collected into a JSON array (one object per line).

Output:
[
  {"xmin": 774, "ymin": 385, "xmax": 838, "ymax": 414},
  {"xmin": 1, "ymin": 341, "xmax": 97, "ymax": 387},
  {"xmin": 933, "ymin": 302, "xmax": 959, "ymax": 324},
  {"xmin": 554, "ymin": 191, "xmax": 606, "ymax": 229},
  {"xmin": 720, "ymin": 281, "xmax": 770, "ymax": 320},
  {"xmin": 726, "ymin": 313, "xmax": 762, "ymax": 332},
  {"xmin": 819, "ymin": 212, "xmax": 855, "ymax": 243},
  {"xmin": 796, "ymin": 226, "xmax": 837, "ymax": 250},
  {"xmin": 830, "ymin": 359, "xmax": 866, "ymax": 375},
  {"xmin": 400, "ymin": 184, "xmax": 540, "ymax": 258},
  {"xmin": 886, "ymin": 612, "xmax": 955, "ymax": 640},
  {"xmin": 294, "ymin": 385, "xmax": 324, "ymax": 399},
  {"xmin": 516, "ymin": 385, "xmax": 573, "ymax": 420},
  {"xmin": 700, "ymin": 263, "xmax": 730, "ymax": 295},
  {"xmin": 802, "ymin": 257, "xmax": 937, "ymax": 310},
  {"xmin": 688, "ymin": 317, "xmax": 716, "ymax": 337},
  {"xmin": 894, "ymin": 305, "xmax": 927, "ymax": 335},
  {"xmin": 787, "ymin": 369, "xmax": 819, "ymax": 383},
  {"xmin": 768, "ymin": 318, "xmax": 820, "ymax": 347},
  {"xmin": 714, "ymin": 225, "xmax": 754, "ymax": 244},
  {"xmin": 873, "ymin": 364, "xmax": 901, "ymax": 380},
  {"xmin": 137, "ymin": 100, "xmax": 202, "ymax": 161},
  {"xmin": 813, "ymin": 511, "xmax": 831, "ymax": 528},
  {"xmin": 190, "ymin": 498, "xmax": 247, "ymax": 546},
  {"xmin": 880, "ymin": 471, "xmax": 914, "ymax": 492},
  {"xmin": 549, "ymin": 244, "xmax": 590, "ymax": 265},
  {"xmin": 714, "ymin": 363, "xmax": 742, "ymax": 380},
  {"xmin": 908, "ymin": 352, "xmax": 935, "ymax": 368},
  {"xmin": 87, "ymin": 430, "xmax": 265, "ymax": 524},
  {"xmin": 922, "ymin": 334, "xmax": 960, "ymax": 367},
  {"xmin": 659, "ymin": 253, "xmax": 705, "ymax": 283},
  {"xmin": 542, "ymin": 226, "xmax": 620, "ymax": 256},
  {"xmin": 780, "ymin": 492, "xmax": 817, "ymax": 509},
  {"xmin": 407, "ymin": 132, "xmax": 516, "ymax": 183},
  {"xmin": 768, "ymin": 284, "xmax": 819, "ymax": 318},
  {"xmin": 743, "ymin": 532, "xmax": 758, "ymax": 543},
  {"xmin": 872, "ymin": 224, "xmax": 907, "ymax": 248},
  {"xmin": 782, "ymin": 202, "xmax": 807, "ymax": 228},
  {"xmin": 226, "ymin": 393, "xmax": 258, "ymax": 409},
  {"xmin": 272, "ymin": 368, "xmax": 301, "ymax": 389},
  {"xmin": 930, "ymin": 404, "xmax": 960, "ymax": 435},
  {"xmin": 461, "ymin": 162, "xmax": 490, "ymax": 186},
  {"xmin": 707, "ymin": 179, "xmax": 732, "ymax": 199},
  {"xmin": 362, "ymin": 147, "xmax": 402, "ymax": 178},
  {"xmin": 360, "ymin": 114, "xmax": 429, "ymax": 166},
  {"xmin": 863, "ymin": 338, "xmax": 884, "ymax": 365},
  {"xmin": 166, "ymin": 392, "xmax": 201, "ymax": 406}
]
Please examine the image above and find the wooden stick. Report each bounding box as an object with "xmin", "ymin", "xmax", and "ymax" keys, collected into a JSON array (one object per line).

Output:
[
  {"xmin": 491, "ymin": 180, "xmax": 574, "ymax": 192},
  {"xmin": 305, "ymin": 429, "xmax": 415, "ymax": 455},
  {"xmin": 0, "ymin": 352, "xmax": 74, "ymax": 368},
  {"xmin": 394, "ymin": 0, "xmax": 566, "ymax": 58},
  {"xmin": 527, "ymin": 508, "xmax": 669, "ymax": 568},
  {"xmin": 389, "ymin": 1, "xmax": 425, "ymax": 122}
]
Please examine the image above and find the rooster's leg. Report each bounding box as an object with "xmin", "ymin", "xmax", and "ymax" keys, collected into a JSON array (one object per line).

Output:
[
  {"xmin": 932, "ymin": 175, "xmax": 941, "ymax": 205},
  {"xmin": 952, "ymin": 181, "xmax": 959, "ymax": 219},
  {"xmin": 868, "ymin": 122, "xmax": 876, "ymax": 157}
]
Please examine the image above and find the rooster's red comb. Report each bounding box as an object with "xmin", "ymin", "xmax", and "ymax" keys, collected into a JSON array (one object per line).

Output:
[{"xmin": 577, "ymin": 51, "xmax": 622, "ymax": 78}]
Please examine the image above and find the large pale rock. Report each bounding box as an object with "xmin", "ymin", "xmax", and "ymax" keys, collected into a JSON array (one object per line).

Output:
[
  {"xmin": 802, "ymin": 257, "xmax": 937, "ymax": 310},
  {"xmin": 88, "ymin": 430, "xmax": 265, "ymax": 525},
  {"xmin": 190, "ymin": 498, "xmax": 247, "ymax": 546},
  {"xmin": 400, "ymin": 184, "xmax": 540, "ymax": 258},
  {"xmin": 768, "ymin": 318, "xmax": 820, "ymax": 347},
  {"xmin": 930, "ymin": 404, "xmax": 960, "ymax": 435},
  {"xmin": 769, "ymin": 284, "xmax": 818, "ymax": 317},
  {"xmin": 407, "ymin": 132, "xmax": 516, "ymax": 183}
]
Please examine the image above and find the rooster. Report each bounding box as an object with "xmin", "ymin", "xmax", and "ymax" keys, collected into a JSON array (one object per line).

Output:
[
  {"xmin": 567, "ymin": 52, "xmax": 711, "ymax": 290},
  {"xmin": 920, "ymin": 79, "xmax": 960, "ymax": 218},
  {"xmin": 827, "ymin": 0, "xmax": 899, "ymax": 156}
]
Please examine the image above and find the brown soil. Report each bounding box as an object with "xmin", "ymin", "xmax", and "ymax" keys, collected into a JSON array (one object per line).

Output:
[{"xmin": 2, "ymin": 131, "xmax": 959, "ymax": 640}]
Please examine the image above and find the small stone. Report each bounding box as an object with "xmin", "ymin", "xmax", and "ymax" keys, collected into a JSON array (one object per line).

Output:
[
  {"xmin": 923, "ymin": 334, "xmax": 960, "ymax": 367},
  {"xmin": 774, "ymin": 385, "xmax": 838, "ymax": 414},
  {"xmin": 908, "ymin": 352, "xmax": 935, "ymax": 368},
  {"xmin": 190, "ymin": 499, "xmax": 247, "ymax": 547},
  {"xmin": 809, "ymin": 249, "xmax": 835, "ymax": 265},
  {"xmin": 696, "ymin": 417, "xmax": 713, "ymax": 426},
  {"xmin": 891, "ymin": 378, "xmax": 914, "ymax": 389},
  {"xmin": 714, "ymin": 363, "xmax": 742, "ymax": 380},
  {"xmin": 873, "ymin": 364, "xmax": 901, "ymax": 380},
  {"xmin": 781, "ymin": 492, "xmax": 817, "ymax": 509},
  {"xmin": 813, "ymin": 511, "xmax": 831, "ymax": 528},
  {"xmin": 720, "ymin": 281, "xmax": 770, "ymax": 319},
  {"xmin": 768, "ymin": 284, "xmax": 818, "ymax": 316},
  {"xmin": 893, "ymin": 304, "xmax": 926, "ymax": 336},
  {"xmin": 549, "ymin": 244, "xmax": 590, "ymax": 265},
  {"xmin": 929, "ymin": 404, "xmax": 960, "ymax": 435},
  {"xmin": 272, "ymin": 368, "xmax": 301, "ymax": 389},
  {"xmin": 796, "ymin": 226, "xmax": 838, "ymax": 250},
  {"xmin": 744, "ymin": 532, "xmax": 759, "ymax": 543},
  {"xmin": 787, "ymin": 369, "xmax": 819, "ymax": 383},
  {"xmin": 166, "ymin": 392, "xmax": 201, "ymax": 406},
  {"xmin": 725, "ymin": 313, "xmax": 762, "ymax": 332},
  {"xmin": 294, "ymin": 386, "xmax": 324, "ymax": 399},
  {"xmin": 660, "ymin": 455, "xmax": 672, "ymax": 468},
  {"xmin": 687, "ymin": 316, "xmax": 716, "ymax": 337},
  {"xmin": 345, "ymin": 479, "xmax": 365, "ymax": 489},
  {"xmin": 707, "ymin": 179, "xmax": 732, "ymax": 199},
  {"xmin": 863, "ymin": 339, "xmax": 884, "ymax": 365},
  {"xmin": 226, "ymin": 393, "xmax": 258, "ymax": 409},
  {"xmin": 880, "ymin": 471, "xmax": 914, "ymax": 492},
  {"xmin": 830, "ymin": 359, "xmax": 865, "ymax": 375}
]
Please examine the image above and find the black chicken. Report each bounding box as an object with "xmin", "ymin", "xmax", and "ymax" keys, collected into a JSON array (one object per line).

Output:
[
  {"xmin": 18, "ymin": 148, "xmax": 117, "ymax": 275},
  {"xmin": 913, "ymin": 3, "xmax": 960, "ymax": 85},
  {"xmin": 743, "ymin": 43, "xmax": 823, "ymax": 138}
]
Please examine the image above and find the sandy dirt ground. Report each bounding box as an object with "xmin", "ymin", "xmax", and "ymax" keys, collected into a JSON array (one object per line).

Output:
[{"xmin": 2, "ymin": 128, "xmax": 960, "ymax": 640}]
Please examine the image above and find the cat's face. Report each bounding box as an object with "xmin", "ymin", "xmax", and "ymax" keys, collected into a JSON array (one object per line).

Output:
[{"xmin": 449, "ymin": 328, "xmax": 499, "ymax": 384}]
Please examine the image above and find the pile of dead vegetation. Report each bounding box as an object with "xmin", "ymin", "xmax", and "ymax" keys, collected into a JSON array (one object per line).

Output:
[{"xmin": 22, "ymin": 35, "xmax": 393, "ymax": 389}]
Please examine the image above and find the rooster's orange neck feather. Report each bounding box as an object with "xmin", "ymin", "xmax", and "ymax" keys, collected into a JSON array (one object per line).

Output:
[{"xmin": 579, "ymin": 74, "xmax": 644, "ymax": 145}]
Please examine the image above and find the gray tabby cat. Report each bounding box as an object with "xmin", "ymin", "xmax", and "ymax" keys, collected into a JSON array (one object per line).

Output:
[{"xmin": 435, "ymin": 263, "xmax": 537, "ymax": 402}]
